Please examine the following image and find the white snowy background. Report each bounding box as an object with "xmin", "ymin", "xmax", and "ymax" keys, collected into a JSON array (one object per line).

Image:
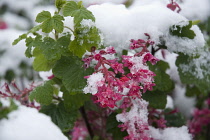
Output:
[{"xmin": 0, "ymin": 0, "xmax": 210, "ymax": 140}]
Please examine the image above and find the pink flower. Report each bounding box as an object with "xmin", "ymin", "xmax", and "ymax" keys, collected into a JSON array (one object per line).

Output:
[
  {"xmin": 105, "ymin": 46, "xmax": 116, "ymax": 54},
  {"xmin": 111, "ymin": 63, "xmax": 124, "ymax": 74},
  {"xmin": 0, "ymin": 21, "xmax": 7, "ymax": 29},
  {"xmin": 167, "ymin": 0, "xmax": 181, "ymax": 13}
]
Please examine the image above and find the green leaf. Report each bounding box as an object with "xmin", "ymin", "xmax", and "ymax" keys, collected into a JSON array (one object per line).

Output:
[
  {"xmin": 39, "ymin": 35, "xmax": 70, "ymax": 61},
  {"xmin": 25, "ymin": 37, "xmax": 34, "ymax": 58},
  {"xmin": 170, "ymin": 21, "xmax": 196, "ymax": 39},
  {"xmin": 70, "ymin": 26, "xmax": 101, "ymax": 57},
  {"xmin": 33, "ymin": 48, "xmax": 55, "ymax": 71},
  {"xmin": 0, "ymin": 100, "xmax": 18, "ymax": 120},
  {"xmin": 40, "ymin": 14, "xmax": 64, "ymax": 33},
  {"xmin": 12, "ymin": 34, "xmax": 27, "ymax": 45},
  {"xmin": 142, "ymin": 90, "xmax": 167, "ymax": 109},
  {"xmin": 41, "ymin": 18, "xmax": 54, "ymax": 33},
  {"xmin": 29, "ymin": 25, "xmax": 42, "ymax": 33},
  {"xmin": 106, "ymin": 113, "xmax": 128, "ymax": 139},
  {"xmin": 25, "ymin": 34, "xmax": 42, "ymax": 58},
  {"xmin": 186, "ymin": 85, "xmax": 201, "ymax": 97},
  {"xmin": 69, "ymin": 39, "xmax": 86, "ymax": 57},
  {"xmin": 52, "ymin": 56, "xmax": 93, "ymax": 93},
  {"xmin": 63, "ymin": 1, "xmax": 95, "ymax": 26},
  {"xmin": 52, "ymin": 15, "xmax": 64, "ymax": 33},
  {"xmin": 63, "ymin": 89, "xmax": 91, "ymax": 110},
  {"xmin": 164, "ymin": 108, "xmax": 186, "ymax": 127},
  {"xmin": 12, "ymin": 25, "xmax": 41, "ymax": 46},
  {"xmin": 40, "ymin": 102, "xmax": 79, "ymax": 132},
  {"xmin": 149, "ymin": 60, "xmax": 174, "ymax": 92},
  {"xmin": 55, "ymin": 0, "xmax": 66, "ymax": 10},
  {"xmin": 176, "ymin": 53, "xmax": 210, "ymax": 94},
  {"xmin": 35, "ymin": 11, "xmax": 51, "ymax": 23},
  {"xmin": 29, "ymin": 80, "xmax": 54, "ymax": 105}
]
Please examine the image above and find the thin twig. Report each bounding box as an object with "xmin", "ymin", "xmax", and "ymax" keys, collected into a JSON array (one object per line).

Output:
[{"xmin": 79, "ymin": 106, "xmax": 94, "ymax": 139}]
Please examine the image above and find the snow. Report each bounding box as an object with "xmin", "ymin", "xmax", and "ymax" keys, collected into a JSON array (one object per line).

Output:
[
  {"xmin": 166, "ymin": 95, "xmax": 174, "ymax": 109},
  {"xmin": 74, "ymin": 0, "xmax": 126, "ymax": 7},
  {"xmin": 0, "ymin": 29, "xmax": 32, "ymax": 76},
  {"xmin": 88, "ymin": 2, "xmax": 205, "ymax": 55},
  {"xmin": 0, "ymin": 102, "xmax": 68, "ymax": 140},
  {"xmin": 83, "ymin": 72, "xmax": 105, "ymax": 94},
  {"xmin": 180, "ymin": 0, "xmax": 210, "ymax": 22},
  {"xmin": 0, "ymin": 0, "xmax": 42, "ymax": 17},
  {"xmin": 149, "ymin": 126, "xmax": 192, "ymax": 140},
  {"xmin": 2, "ymin": 12, "xmax": 30, "ymax": 30},
  {"xmin": 39, "ymin": 70, "xmax": 53, "ymax": 81},
  {"xmin": 81, "ymin": 19, "xmax": 96, "ymax": 28},
  {"xmin": 179, "ymin": 50, "xmax": 210, "ymax": 80},
  {"xmin": 132, "ymin": 0, "xmax": 210, "ymax": 22},
  {"xmin": 173, "ymin": 84, "xmax": 195, "ymax": 118}
]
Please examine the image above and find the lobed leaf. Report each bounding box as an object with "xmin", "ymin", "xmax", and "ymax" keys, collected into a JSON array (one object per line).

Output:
[
  {"xmin": 40, "ymin": 102, "xmax": 79, "ymax": 132},
  {"xmin": 52, "ymin": 56, "xmax": 93, "ymax": 94},
  {"xmin": 55, "ymin": 0, "xmax": 66, "ymax": 10},
  {"xmin": 29, "ymin": 80, "xmax": 55, "ymax": 105},
  {"xmin": 70, "ymin": 26, "xmax": 101, "ymax": 57},
  {"xmin": 35, "ymin": 11, "xmax": 51, "ymax": 23},
  {"xmin": 63, "ymin": 1, "xmax": 95, "ymax": 26},
  {"xmin": 32, "ymin": 48, "xmax": 55, "ymax": 71}
]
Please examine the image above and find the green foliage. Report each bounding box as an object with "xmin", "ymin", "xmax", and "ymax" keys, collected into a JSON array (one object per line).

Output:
[
  {"xmin": 12, "ymin": 34, "xmax": 27, "ymax": 45},
  {"xmin": 186, "ymin": 85, "xmax": 201, "ymax": 97},
  {"xmin": 63, "ymin": 1, "xmax": 95, "ymax": 26},
  {"xmin": 38, "ymin": 35, "xmax": 71, "ymax": 61},
  {"xmin": 29, "ymin": 80, "xmax": 55, "ymax": 105},
  {"xmin": 36, "ymin": 11, "xmax": 64, "ymax": 33},
  {"xmin": 32, "ymin": 48, "xmax": 55, "ymax": 71},
  {"xmin": 106, "ymin": 113, "xmax": 128, "ymax": 139},
  {"xmin": 164, "ymin": 108, "xmax": 186, "ymax": 127},
  {"xmin": 170, "ymin": 21, "xmax": 196, "ymax": 39},
  {"xmin": 52, "ymin": 56, "xmax": 93, "ymax": 94},
  {"xmin": 63, "ymin": 91, "xmax": 91, "ymax": 110},
  {"xmin": 40, "ymin": 101, "xmax": 79, "ymax": 132},
  {"xmin": 12, "ymin": 25, "xmax": 41, "ymax": 46},
  {"xmin": 176, "ymin": 53, "xmax": 210, "ymax": 94},
  {"xmin": 0, "ymin": 100, "xmax": 18, "ymax": 120},
  {"xmin": 149, "ymin": 60, "xmax": 174, "ymax": 92},
  {"xmin": 55, "ymin": 0, "xmax": 66, "ymax": 11},
  {"xmin": 35, "ymin": 11, "xmax": 51, "ymax": 23},
  {"xmin": 142, "ymin": 90, "xmax": 167, "ymax": 109},
  {"xmin": 70, "ymin": 26, "xmax": 101, "ymax": 57}
]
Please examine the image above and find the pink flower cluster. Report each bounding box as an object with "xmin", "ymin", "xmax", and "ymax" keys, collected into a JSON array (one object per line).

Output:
[
  {"xmin": 83, "ymin": 47, "xmax": 158, "ymax": 108},
  {"xmin": 117, "ymin": 99, "xmax": 151, "ymax": 140},
  {"xmin": 188, "ymin": 108, "xmax": 210, "ymax": 135},
  {"xmin": 83, "ymin": 34, "xmax": 159, "ymax": 139},
  {"xmin": 71, "ymin": 119, "xmax": 89, "ymax": 140},
  {"xmin": 148, "ymin": 108, "xmax": 167, "ymax": 129}
]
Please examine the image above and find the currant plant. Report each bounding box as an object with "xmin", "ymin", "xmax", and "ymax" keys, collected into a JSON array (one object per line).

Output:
[{"xmin": 11, "ymin": 0, "xmax": 210, "ymax": 139}]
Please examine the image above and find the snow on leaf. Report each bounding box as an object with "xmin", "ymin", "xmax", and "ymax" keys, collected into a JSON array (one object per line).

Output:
[{"xmin": 63, "ymin": 1, "xmax": 95, "ymax": 26}]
